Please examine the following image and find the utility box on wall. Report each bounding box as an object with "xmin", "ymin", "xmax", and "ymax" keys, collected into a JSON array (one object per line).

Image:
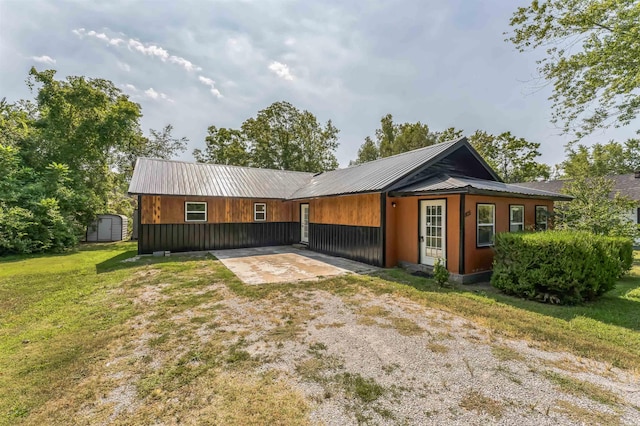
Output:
[{"xmin": 85, "ymin": 214, "xmax": 128, "ymax": 242}]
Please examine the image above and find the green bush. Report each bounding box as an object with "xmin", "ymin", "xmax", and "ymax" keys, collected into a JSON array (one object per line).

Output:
[
  {"xmin": 491, "ymin": 231, "xmax": 629, "ymax": 304},
  {"xmin": 609, "ymin": 236, "xmax": 633, "ymax": 277},
  {"xmin": 433, "ymin": 258, "xmax": 450, "ymax": 287}
]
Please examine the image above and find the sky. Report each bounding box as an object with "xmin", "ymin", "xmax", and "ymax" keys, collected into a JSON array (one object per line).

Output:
[{"xmin": 1, "ymin": 0, "xmax": 637, "ymax": 168}]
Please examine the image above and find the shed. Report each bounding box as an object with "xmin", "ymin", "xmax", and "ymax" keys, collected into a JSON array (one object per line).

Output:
[{"xmin": 86, "ymin": 214, "xmax": 128, "ymax": 242}]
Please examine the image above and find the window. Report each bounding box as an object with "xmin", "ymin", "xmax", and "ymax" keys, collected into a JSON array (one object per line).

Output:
[
  {"xmin": 477, "ymin": 204, "xmax": 495, "ymax": 247},
  {"xmin": 185, "ymin": 202, "xmax": 207, "ymax": 222},
  {"xmin": 536, "ymin": 205, "xmax": 548, "ymax": 231},
  {"xmin": 254, "ymin": 203, "xmax": 266, "ymax": 221},
  {"xmin": 509, "ymin": 205, "xmax": 524, "ymax": 232}
]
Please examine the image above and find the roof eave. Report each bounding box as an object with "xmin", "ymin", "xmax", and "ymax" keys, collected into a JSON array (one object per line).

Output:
[
  {"xmin": 390, "ymin": 186, "xmax": 573, "ymax": 201},
  {"xmin": 127, "ymin": 191, "xmax": 290, "ymax": 200}
]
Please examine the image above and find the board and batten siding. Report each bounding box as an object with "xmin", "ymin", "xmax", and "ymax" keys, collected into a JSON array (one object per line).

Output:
[
  {"xmin": 138, "ymin": 195, "xmax": 298, "ymax": 254},
  {"xmin": 294, "ymin": 193, "xmax": 384, "ymax": 266}
]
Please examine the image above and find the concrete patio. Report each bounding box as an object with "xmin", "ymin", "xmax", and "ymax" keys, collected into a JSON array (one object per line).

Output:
[{"xmin": 209, "ymin": 246, "xmax": 379, "ymax": 284}]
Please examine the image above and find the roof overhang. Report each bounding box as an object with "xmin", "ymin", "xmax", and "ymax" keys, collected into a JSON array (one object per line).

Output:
[{"xmin": 390, "ymin": 186, "xmax": 574, "ymax": 201}]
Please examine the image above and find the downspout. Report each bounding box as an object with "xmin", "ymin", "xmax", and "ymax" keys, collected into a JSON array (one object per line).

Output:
[
  {"xmin": 459, "ymin": 193, "xmax": 465, "ymax": 275},
  {"xmin": 137, "ymin": 195, "xmax": 142, "ymax": 255},
  {"xmin": 381, "ymin": 192, "xmax": 387, "ymax": 268}
]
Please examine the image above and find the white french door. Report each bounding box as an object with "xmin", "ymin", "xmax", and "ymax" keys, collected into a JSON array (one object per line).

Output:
[
  {"xmin": 419, "ymin": 200, "xmax": 446, "ymax": 266},
  {"xmin": 300, "ymin": 204, "xmax": 309, "ymax": 243}
]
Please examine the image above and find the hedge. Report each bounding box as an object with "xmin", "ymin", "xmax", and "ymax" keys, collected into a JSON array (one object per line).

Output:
[{"xmin": 491, "ymin": 231, "xmax": 633, "ymax": 304}]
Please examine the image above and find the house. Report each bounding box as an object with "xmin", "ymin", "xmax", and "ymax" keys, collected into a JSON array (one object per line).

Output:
[
  {"xmin": 128, "ymin": 137, "xmax": 570, "ymax": 282},
  {"xmin": 518, "ymin": 173, "xmax": 640, "ymax": 245}
]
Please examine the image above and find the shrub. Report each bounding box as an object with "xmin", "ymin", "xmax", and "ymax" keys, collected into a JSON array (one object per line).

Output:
[
  {"xmin": 491, "ymin": 231, "xmax": 628, "ymax": 304},
  {"xmin": 609, "ymin": 236, "xmax": 633, "ymax": 277},
  {"xmin": 433, "ymin": 258, "xmax": 450, "ymax": 287}
]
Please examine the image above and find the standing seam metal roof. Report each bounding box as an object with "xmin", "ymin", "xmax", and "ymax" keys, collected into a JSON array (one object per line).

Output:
[
  {"xmin": 287, "ymin": 138, "xmax": 463, "ymax": 199},
  {"xmin": 392, "ymin": 174, "xmax": 573, "ymax": 200},
  {"xmin": 128, "ymin": 138, "xmax": 467, "ymax": 199},
  {"xmin": 128, "ymin": 158, "xmax": 314, "ymax": 199}
]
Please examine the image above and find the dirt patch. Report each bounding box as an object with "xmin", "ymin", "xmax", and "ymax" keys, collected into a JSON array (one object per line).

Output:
[{"xmin": 28, "ymin": 267, "xmax": 640, "ymax": 425}]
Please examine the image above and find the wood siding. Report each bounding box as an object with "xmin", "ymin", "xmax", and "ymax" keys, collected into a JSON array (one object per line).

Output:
[
  {"xmin": 386, "ymin": 195, "xmax": 461, "ymax": 273},
  {"xmin": 463, "ymin": 195, "xmax": 553, "ymax": 274},
  {"xmin": 298, "ymin": 193, "xmax": 380, "ymax": 227},
  {"xmin": 387, "ymin": 194, "xmax": 554, "ymax": 275},
  {"xmin": 140, "ymin": 195, "xmax": 293, "ymax": 224}
]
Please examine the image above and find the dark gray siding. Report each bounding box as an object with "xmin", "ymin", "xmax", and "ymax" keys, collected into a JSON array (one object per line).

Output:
[
  {"xmin": 139, "ymin": 222, "xmax": 299, "ymax": 254},
  {"xmin": 308, "ymin": 223, "xmax": 383, "ymax": 266}
]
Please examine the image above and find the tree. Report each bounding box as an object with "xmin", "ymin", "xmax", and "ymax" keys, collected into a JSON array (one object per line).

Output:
[
  {"xmin": 1, "ymin": 68, "xmax": 188, "ymax": 253},
  {"xmin": 193, "ymin": 126, "xmax": 250, "ymax": 166},
  {"xmin": 352, "ymin": 114, "xmax": 445, "ymax": 164},
  {"xmin": 22, "ymin": 68, "xmax": 144, "ymax": 224},
  {"xmin": 195, "ymin": 101, "xmax": 339, "ymax": 173},
  {"xmin": 436, "ymin": 127, "xmax": 464, "ymax": 143},
  {"xmin": 554, "ymin": 175, "xmax": 639, "ymax": 240},
  {"xmin": 468, "ymin": 131, "xmax": 551, "ymax": 183},
  {"xmin": 0, "ymin": 145, "xmax": 79, "ymax": 254},
  {"xmin": 117, "ymin": 124, "xmax": 188, "ymax": 180},
  {"xmin": 507, "ymin": 0, "xmax": 640, "ymax": 139},
  {"xmin": 561, "ymin": 139, "xmax": 640, "ymax": 178},
  {"xmin": 349, "ymin": 136, "xmax": 378, "ymax": 165}
]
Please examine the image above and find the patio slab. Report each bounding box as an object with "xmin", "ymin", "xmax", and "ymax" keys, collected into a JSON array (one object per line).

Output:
[{"xmin": 210, "ymin": 246, "xmax": 378, "ymax": 284}]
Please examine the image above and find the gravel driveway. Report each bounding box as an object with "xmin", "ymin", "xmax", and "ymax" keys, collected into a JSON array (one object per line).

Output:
[{"xmin": 213, "ymin": 286, "xmax": 640, "ymax": 425}]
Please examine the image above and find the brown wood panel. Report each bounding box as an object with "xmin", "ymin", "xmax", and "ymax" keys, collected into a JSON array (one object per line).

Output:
[
  {"xmin": 142, "ymin": 196, "xmax": 292, "ymax": 224},
  {"xmin": 304, "ymin": 193, "xmax": 380, "ymax": 227}
]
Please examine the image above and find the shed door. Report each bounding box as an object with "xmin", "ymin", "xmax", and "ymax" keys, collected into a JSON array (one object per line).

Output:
[
  {"xmin": 300, "ymin": 204, "xmax": 309, "ymax": 244},
  {"xmin": 419, "ymin": 200, "xmax": 446, "ymax": 266},
  {"xmin": 97, "ymin": 218, "xmax": 113, "ymax": 241}
]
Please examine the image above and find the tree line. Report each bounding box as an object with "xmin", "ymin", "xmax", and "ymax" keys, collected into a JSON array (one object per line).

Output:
[
  {"xmin": 0, "ymin": 68, "xmax": 187, "ymax": 254},
  {"xmin": 2, "ymin": 0, "xmax": 640, "ymax": 254}
]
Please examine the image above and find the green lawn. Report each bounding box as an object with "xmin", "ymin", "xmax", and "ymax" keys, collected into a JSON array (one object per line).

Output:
[{"xmin": 1, "ymin": 243, "xmax": 639, "ymax": 424}]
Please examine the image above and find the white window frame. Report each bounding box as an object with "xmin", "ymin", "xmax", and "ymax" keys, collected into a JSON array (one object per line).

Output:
[
  {"xmin": 185, "ymin": 201, "xmax": 207, "ymax": 222},
  {"xmin": 254, "ymin": 202, "xmax": 266, "ymax": 222},
  {"xmin": 509, "ymin": 205, "xmax": 524, "ymax": 232},
  {"xmin": 477, "ymin": 203, "xmax": 495, "ymax": 247},
  {"xmin": 536, "ymin": 205, "xmax": 548, "ymax": 231}
]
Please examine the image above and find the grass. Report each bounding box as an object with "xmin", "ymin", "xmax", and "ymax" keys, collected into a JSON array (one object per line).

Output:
[
  {"xmin": 459, "ymin": 390, "xmax": 504, "ymax": 418},
  {"xmin": 553, "ymin": 400, "xmax": 621, "ymax": 426},
  {"xmin": 1, "ymin": 242, "xmax": 639, "ymax": 424},
  {"xmin": 542, "ymin": 370, "xmax": 621, "ymax": 406},
  {"xmin": 491, "ymin": 345, "xmax": 526, "ymax": 362},
  {"xmin": 425, "ymin": 342, "xmax": 449, "ymax": 354},
  {"xmin": 339, "ymin": 373, "xmax": 386, "ymax": 403},
  {"xmin": 366, "ymin": 253, "xmax": 640, "ymax": 370}
]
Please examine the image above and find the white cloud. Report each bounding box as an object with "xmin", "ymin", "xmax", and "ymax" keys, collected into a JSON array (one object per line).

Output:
[
  {"xmin": 268, "ymin": 61, "xmax": 294, "ymax": 81},
  {"xmin": 198, "ymin": 76, "xmax": 223, "ymax": 98},
  {"xmin": 30, "ymin": 55, "xmax": 56, "ymax": 64},
  {"xmin": 128, "ymin": 39, "xmax": 169, "ymax": 60},
  {"xmin": 117, "ymin": 61, "xmax": 131, "ymax": 72},
  {"xmin": 168, "ymin": 56, "xmax": 200, "ymax": 72},
  {"xmin": 73, "ymin": 28, "xmax": 200, "ymax": 72},
  {"xmin": 123, "ymin": 83, "xmax": 137, "ymax": 92},
  {"xmin": 144, "ymin": 87, "xmax": 173, "ymax": 102}
]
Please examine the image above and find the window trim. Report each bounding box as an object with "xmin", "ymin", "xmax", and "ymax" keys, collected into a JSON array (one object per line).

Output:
[
  {"xmin": 254, "ymin": 202, "xmax": 267, "ymax": 222},
  {"xmin": 185, "ymin": 201, "xmax": 207, "ymax": 222},
  {"xmin": 509, "ymin": 204, "xmax": 525, "ymax": 233},
  {"xmin": 476, "ymin": 203, "xmax": 496, "ymax": 248},
  {"xmin": 535, "ymin": 205, "xmax": 549, "ymax": 231}
]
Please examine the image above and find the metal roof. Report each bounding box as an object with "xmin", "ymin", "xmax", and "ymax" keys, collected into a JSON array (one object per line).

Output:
[
  {"xmin": 517, "ymin": 174, "xmax": 640, "ymax": 201},
  {"xmin": 392, "ymin": 174, "xmax": 573, "ymax": 200},
  {"xmin": 288, "ymin": 137, "xmax": 465, "ymax": 199},
  {"xmin": 128, "ymin": 158, "xmax": 314, "ymax": 199}
]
